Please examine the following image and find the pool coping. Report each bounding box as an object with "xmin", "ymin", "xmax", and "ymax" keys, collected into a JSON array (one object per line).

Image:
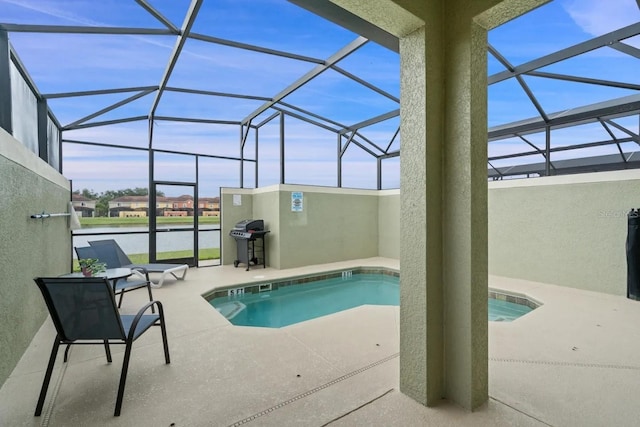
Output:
[
  {"xmin": 488, "ymin": 288, "xmax": 542, "ymax": 310},
  {"xmin": 203, "ymin": 266, "xmax": 400, "ymax": 301}
]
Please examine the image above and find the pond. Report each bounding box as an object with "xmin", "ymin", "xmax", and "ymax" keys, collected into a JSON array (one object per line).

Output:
[{"xmin": 72, "ymin": 225, "xmax": 220, "ymax": 258}]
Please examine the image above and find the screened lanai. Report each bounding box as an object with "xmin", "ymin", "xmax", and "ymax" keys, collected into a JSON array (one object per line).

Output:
[
  {"xmin": 1, "ymin": 0, "xmax": 639, "ymax": 265},
  {"xmin": 5, "ymin": 1, "xmax": 640, "ymax": 422}
]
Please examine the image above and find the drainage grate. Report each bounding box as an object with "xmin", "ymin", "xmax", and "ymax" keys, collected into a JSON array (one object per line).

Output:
[
  {"xmin": 490, "ymin": 357, "xmax": 640, "ymax": 370},
  {"xmin": 227, "ymin": 352, "xmax": 399, "ymax": 426}
]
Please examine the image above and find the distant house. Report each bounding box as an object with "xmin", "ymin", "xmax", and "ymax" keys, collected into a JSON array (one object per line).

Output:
[
  {"xmin": 155, "ymin": 196, "xmax": 173, "ymax": 216},
  {"xmin": 71, "ymin": 194, "xmax": 96, "ymax": 217},
  {"xmin": 108, "ymin": 195, "xmax": 149, "ymax": 217},
  {"xmin": 107, "ymin": 194, "xmax": 219, "ymax": 217},
  {"xmin": 198, "ymin": 197, "xmax": 220, "ymax": 216},
  {"xmin": 169, "ymin": 194, "xmax": 194, "ymax": 216}
]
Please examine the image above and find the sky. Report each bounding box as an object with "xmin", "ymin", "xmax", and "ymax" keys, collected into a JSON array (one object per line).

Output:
[
  {"xmin": 1, "ymin": 0, "xmax": 639, "ymax": 195},
  {"xmin": 487, "ymin": 0, "xmax": 640, "ymax": 169}
]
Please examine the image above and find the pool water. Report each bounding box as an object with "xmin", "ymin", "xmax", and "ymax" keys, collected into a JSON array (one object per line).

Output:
[
  {"xmin": 488, "ymin": 298, "xmax": 533, "ymax": 322},
  {"xmin": 211, "ymin": 274, "xmax": 398, "ymax": 328},
  {"xmin": 209, "ymin": 273, "xmax": 533, "ymax": 328}
]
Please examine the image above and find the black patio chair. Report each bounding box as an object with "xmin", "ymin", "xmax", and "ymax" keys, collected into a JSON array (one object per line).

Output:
[
  {"xmin": 75, "ymin": 246, "xmax": 155, "ymax": 312},
  {"xmin": 33, "ymin": 276, "xmax": 170, "ymax": 416}
]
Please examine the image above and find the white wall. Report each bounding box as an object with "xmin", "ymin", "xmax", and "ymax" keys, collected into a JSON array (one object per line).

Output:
[
  {"xmin": 221, "ymin": 173, "xmax": 639, "ymax": 297},
  {"xmin": 378, "ymin": 190, "xmax": 400, "ymax": 259},
  {"xmin": 221, "ymin": 185, "xmax": 401, "ymax": 269},
  {"xmin": 489, "ymin": 170, "xmax": 640, "ymax": 295}
]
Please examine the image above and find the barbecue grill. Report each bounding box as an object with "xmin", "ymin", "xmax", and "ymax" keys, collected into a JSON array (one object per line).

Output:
[{"xmin": 229, "ymin": 219, "xmax": 269, "ymax": 270}]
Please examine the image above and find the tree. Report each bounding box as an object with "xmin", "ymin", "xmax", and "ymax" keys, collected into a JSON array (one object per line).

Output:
[{"xmin": 72, "ymin": 188, "xmax": 99, "ymax": 199}]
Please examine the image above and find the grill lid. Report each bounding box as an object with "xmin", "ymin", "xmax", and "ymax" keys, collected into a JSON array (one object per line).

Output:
[{"xmin": 233, "ymin": 219, "xmax": 264, "ymax": 232}]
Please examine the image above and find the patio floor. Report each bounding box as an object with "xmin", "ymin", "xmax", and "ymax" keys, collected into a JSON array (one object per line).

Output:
[{"xmin": 2, "ymin": 257, "xmax": 640, "ymax": 426}]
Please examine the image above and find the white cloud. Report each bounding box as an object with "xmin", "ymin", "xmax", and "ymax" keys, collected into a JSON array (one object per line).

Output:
[
  {"xmin": 61, "ymin": 115, "xmax": 387, "ymax": 194},
  {"xmin": 63, "ymin": 123, "xmax": 150, "ymax": 148},
  {"xmin": 563, "ymin": 0, "xmax": 640, "ymax": 40},
  {"xmin": 4, "ymin": 0, "xmax": 399, "ymax": 193},
  {"xmin": 1, "ymin": 0, "xmax": 98, "ymax": 25}
]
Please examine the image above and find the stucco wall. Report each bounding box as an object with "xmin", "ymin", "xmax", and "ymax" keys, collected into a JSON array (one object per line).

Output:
[
  {"xmin": 221, "ymin": 185, "xmax": 397, "ymax": 270},
  {"xmin": 378, "ymin": 190, "xmax": 400, "ymax": 259},
  {"xmin": 221, "ymin": 172, "xmax": 637, "ymax": 296},
  {"xmin": 489, "ymin": 170, "xmax": 640, "ymax": 296},
  {"xmin": 252, "ymin": 189, "xmax": 281, "ymax": 269},
  {"xmin": 0, "ymin": 129, "xmax": 71, "ymax": 388},
  {"xmin": 220, "ymin": 188, "xmax": 253, "ymax": 266},
  {"xmin": 277, "ymin": 185, "xmax": 379, "ymax": 269}
]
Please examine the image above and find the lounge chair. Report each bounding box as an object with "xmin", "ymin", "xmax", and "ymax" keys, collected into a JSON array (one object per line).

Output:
[
  {"xmin": 33, "ymin": 276, "xmax": 170, "ymax": 416},
  {"xmin": 75, "ymin": 246, "xmax": 154, "ymax": 312},
  {"xmin": 88, "ymin": 239, "xmax": 189, "ymax": 288}
]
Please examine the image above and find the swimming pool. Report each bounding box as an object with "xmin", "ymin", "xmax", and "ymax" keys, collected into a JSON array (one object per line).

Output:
[{"xmin": 207, "ymin": 270, "xmax": 537, "ymax": 328}]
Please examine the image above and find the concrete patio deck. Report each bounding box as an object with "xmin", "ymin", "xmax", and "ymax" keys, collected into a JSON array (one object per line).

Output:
[{"xmin": 2, "ymin": 257, "xmax": 640, "ymax": 426}]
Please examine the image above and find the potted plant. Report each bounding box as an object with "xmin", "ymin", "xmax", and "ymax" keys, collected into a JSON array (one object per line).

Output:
[{"xmin": 78, "ymin": 258, "xmax": 107, "ymax": 277}]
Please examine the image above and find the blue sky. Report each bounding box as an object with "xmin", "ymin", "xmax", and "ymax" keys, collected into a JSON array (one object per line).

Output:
[
  {"xmin": 1, "ymin": 0, "xmax": 639, "ymax": 195},
  {"xmin": 489, "ymin": 0, "xmax": 640, "ymax": 123},
  {"xmin": 487, "ymin": 0, "xmax": 640, "ymax": 168}
]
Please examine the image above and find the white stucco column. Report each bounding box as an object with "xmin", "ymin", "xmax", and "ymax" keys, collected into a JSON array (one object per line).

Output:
[
  {"xmin": 323, "ymin": 0, "xmax": 547, "ymax": 411},
  {"xmin": 395, "ymin": 0, "xmax": 493, "ymax": 408},
  {"xmin": 398, "ymin": 0, "xmax": 547, "ymax": 410},
  {"xmin": 397, "ymin": 11, "xmax": 444, "ymax": 407}
]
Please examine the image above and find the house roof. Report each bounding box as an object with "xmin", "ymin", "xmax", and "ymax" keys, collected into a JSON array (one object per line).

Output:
[{"xmin": 110, "ymin": 195, "xmax": 149, "ymax": 202}]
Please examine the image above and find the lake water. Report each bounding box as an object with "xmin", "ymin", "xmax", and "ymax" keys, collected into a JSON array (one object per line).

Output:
[{"xmin": 72, "ymin": 225, "xmax": 220, "ymax": 258}]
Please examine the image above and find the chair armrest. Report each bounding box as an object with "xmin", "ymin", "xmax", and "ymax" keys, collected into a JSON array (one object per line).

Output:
[
  {"xmin": 130, "ymin": 266, "xmax": 150, "ymax": 281},
  {"xmin": 127, "ymin": 300, "xmax": 164, "ymax": 340}
]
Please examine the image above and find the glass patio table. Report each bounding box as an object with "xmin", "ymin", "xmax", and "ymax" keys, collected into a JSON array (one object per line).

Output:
[
  {"xmin": 60, "ymin": 268, "xmax": 134, "ymax": 296},
  {"xmin": 61, "ymin": 268, "xmax": 133, "ymax": 282}
]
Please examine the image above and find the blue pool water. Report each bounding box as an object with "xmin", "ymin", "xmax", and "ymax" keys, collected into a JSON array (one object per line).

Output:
[
  {"xmin": 488, "ymin": 298, "xmax": 533, "ymax": 322},
  {"xmin": 209, "ymin": 273, "xmax": 533, "ymax": 328}
]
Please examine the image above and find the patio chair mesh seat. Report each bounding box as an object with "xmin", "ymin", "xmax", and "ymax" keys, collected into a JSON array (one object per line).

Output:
[
  {"xmin": 88, "ymin": 239, "xmax": 189, "ymax": 288},
  {"xmin": 33, "ymin": 276, "xmax": 170, "ymax": 416}
]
